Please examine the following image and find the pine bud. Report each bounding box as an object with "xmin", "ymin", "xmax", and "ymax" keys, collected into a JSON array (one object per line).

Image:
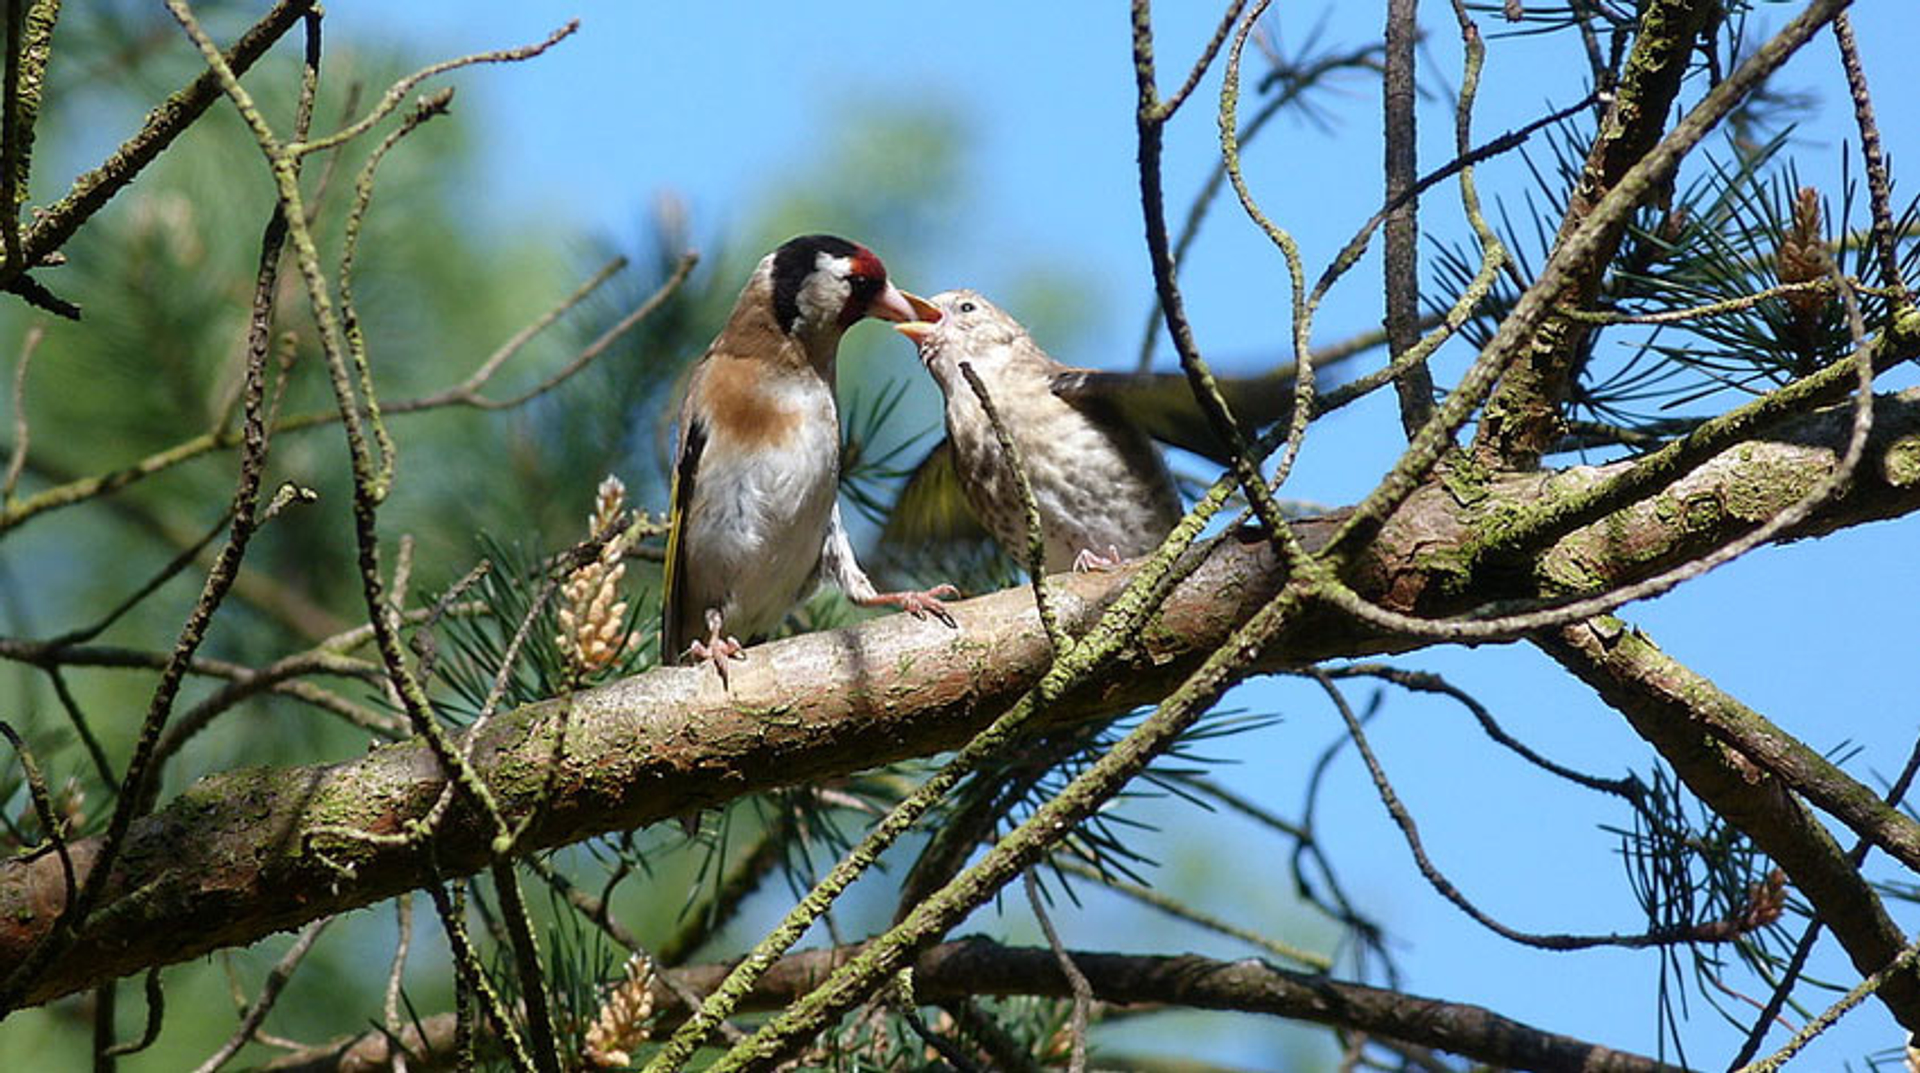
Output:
[
  {"xmin": 583, "ymin": 952, "xmax": 657, "ymax": 1068},
  {"xmin": 1777, "ymin": 186, "xmax": 1831, "ymax": 314},
  {"xmin": 557, "ymin": 476, "xmax": 638, "ymax": 676}
]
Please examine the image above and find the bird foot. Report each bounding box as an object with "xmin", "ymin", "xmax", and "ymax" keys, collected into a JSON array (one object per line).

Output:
[
  {"xmin": 687, "ymin": 609, "xmax": 746, "ymax": 686},
  {"xmin": 1072, "ymin": 545, "xmax": 1126, "ymax": 572},
  {"xmin": 861, "ymin": 584, "xmax": 961, "ymax": 628}
]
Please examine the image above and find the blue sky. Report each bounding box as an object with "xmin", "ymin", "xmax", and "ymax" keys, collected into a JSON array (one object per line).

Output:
[{"xmin": 323, "ymin": 4, "xmax": 1920, "ymax": 1068}]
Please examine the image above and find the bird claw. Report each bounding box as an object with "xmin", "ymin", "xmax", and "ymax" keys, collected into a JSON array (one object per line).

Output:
[
  {"xmin": 1072, "ymin": 545, "xmax": 1125, "ymax": 572},
  {"xmin": 865, "ymin": 584, "xmax": 961, "ymax": 629},
  {"xmin": 687, "ymin": 609, "xmax": 746, "ymax": 686}
]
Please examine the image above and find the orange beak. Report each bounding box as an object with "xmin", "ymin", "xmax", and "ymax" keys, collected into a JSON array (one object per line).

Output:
[
  {"xmin": 866, "ymin": 282, "xmax": 918, "ymax": 323},
  {"xmin": 892, "ymin": 291, "xmax": 943, "ymax": 343}
]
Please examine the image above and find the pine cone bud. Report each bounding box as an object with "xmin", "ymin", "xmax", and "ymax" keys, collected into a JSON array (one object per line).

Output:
[
  {"xmin": 557, "ymin": 475, "xmax": 638, "ymax": 675},
  {"xmin": 583, "ymin": 952, "xmax": 657, "ymax": 1068},
  {"xmin": 1777, "ymin": 186, "xmax": 1831, "ymax": 314}
]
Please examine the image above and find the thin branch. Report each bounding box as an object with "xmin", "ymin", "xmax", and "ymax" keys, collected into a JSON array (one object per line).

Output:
[
  {"xmin": 424, "ymin": 877, "xmax": 534, "ymax": 1073},
  {"xmin": 1139, "ymin": 0, "xmax": 1302, "ymax": 562},
  {"xmin": 46, "ymin": 508, "xmax": 235, "ymax": 648},
  {"xmin": 382, "ymin": 894, "xmax": 412, "ymax": 1073},
  {"xmin": 1313, "ymin": 670, "xmax": 1763, "ymax": 951},
  {"xmin": 288, "ymin": 21, "xmax": 578, "ymax": 157},
  {"xmin": 43, "ymin": 667, "xmax": 112, "ymax": 788},
  {"xmin": 1324, "ymin": 663, "xmax": 1643, "ymax": 801},
  {"xmin": 1136, "ymin": 38, "xmax": 1386, "ymax": 372},
  {"xmin": 7, "ymin": 0, "xmax": 316, "ymax": 300},
  {"xmin": 1829, "ymin": 12, "xmax": 1905, "ymax": 298},
  {"xmin": 424, "ymin": 250, "xmax": 697, "ymax": 413},
  {"xmin": 1026, "ymin": 871, "xmax": 1091, "ymax": 1073},
  {"xmin": 1055, "ymin": 853, "xmax": 1332, "ymax": 970},
  {"xmin": 0, "ymin": 47, "xmax": 295, "ymax": 1004},
  {"xmin": 0, "ymin": 719, "xmax": 73, "ymax": 910},
  {"xmin": 191, "ymin": 916, "xmax": 335, "ymax": 1073},
  {"xmin": 336, "ymin": 86, "xmax": 461, "ymax": 501},
  {"xmin": 402, "ymin": 256, "xmax": 627, "ymax": 408},
  {"xmin": 1, "ymin": 322, "xmax": 39, "ymax": 503},
  {"xmin": 1327, "ymin": 0, "xmax": 1852, "ymax": 562},
  {"xmin": 0, "ymin": 251, "xmax": 682, "ymax": 534},
  {"xmin": 1151, "ymin": 0, "xmax": 1248, "ymax": 121},
  {"xmin": 959, "ymin": 361, "xmax": 1066, "ymax": 651},
  {"xmin": 100, "ymin": 968, "xmax": 164, "ymax": 1058},
  {"xmin": 1732, "ymin": 932, "xmax": 1920, "ymax": 1073},
  {"xmin": 1382, "ymin": 0, "xmax": 1434, "ymax": 435},
  {"xmin": 1, "ymin": 639, "xmax": 396, "ymax": 745},
  {"xmin": 490, "ymin": 861, "xmax": 561, "ymax": 1073}
]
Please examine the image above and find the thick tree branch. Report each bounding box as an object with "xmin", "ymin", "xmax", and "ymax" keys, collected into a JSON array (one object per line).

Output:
[
  {"xmin": 1474, "ymin": 0, "xmax": 1721, "ymax": 467},
  {"xmin": 1539, "ymin": 617, "xmax": 1920, "ymax": 1030},
  {"xmin": 261, "ymin": 938, "xmax": 1686, "ymax": 1073},
  {"xmin": 5, "ymin": 388, "xmax": 1920, "ymax": 1006}
]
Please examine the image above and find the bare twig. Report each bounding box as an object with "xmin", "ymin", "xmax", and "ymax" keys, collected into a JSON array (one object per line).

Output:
[
  {"xmin": 383, "ymin": 894, "xmax": 413, "ymax": 1073},
  {"xmin": 403, "ymin": 256, "xmax": 628, "ymax": 408},
  {"xmin": 1, "ymin": 322, "xmax": 39, "ymax": 503},
  {"xmin": 425, "ymin": 251, "xmax": 698, "ymax": 413},
  {"xmin": 1733, "ymin": 933, "xmax": 1920, "ymax": 1073},
  {"xmin": 1150, "ymin": 0, "xmax": 1248, "ymax": 121},
  {"xmin": 190, "ymin": 915, "xmax": 335, "ymax": 1073},
  {"xmin": 0, "ymin": 253, "xmax": 685, "ymax": 533},
  {"xmin": 1312, "ymin": 670, "xmax": 1771, "ymax": 951},
  {"xmin": 1052, "ymin": 855, "xmax": 1330, "ymax": 970},
  {"xmin": 1025, "ymin": 871, "xmax": 1090, "ymax": 1073},
  {"xmin": 0, "ymin": 719, "xmax": 73, "ymax": 906},
  {"xmin": 959, "ymin": 361, "xmax": 1065, "ymax": 651},
  {"xmin": 1830, "ymin": 12, "xmax": 1905, "ymax": 298},
  {"xmin": 0, "ymin": 21, "xmax": 298, "ymax": 999},
  {"xmin": 101, "ymin": 968, "xmax": 165, "ymax": 1058},
  {"xmin": 7, "ymin": 0, "xmax": 316, "ymax": 304},
  {"xmin": 290, "ymin": 22, "xmax": 578, "ymax": 157},
  {"xmin": 1382, "ymin": 0, "xmax": 1435, "ymax": 434}
]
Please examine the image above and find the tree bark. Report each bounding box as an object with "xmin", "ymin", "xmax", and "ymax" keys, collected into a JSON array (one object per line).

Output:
[
  {"xmin": 261, "ymin": 938, "xmax": 1688, "ymax": 1073},
  {"xmin": 4, "ymin": 388, "xmax": 1919, "ymax": 1007}
]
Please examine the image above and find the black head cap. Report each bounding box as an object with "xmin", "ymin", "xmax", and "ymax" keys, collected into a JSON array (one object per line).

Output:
[{"xmin": 770, "ymin": 234, "xmax": 885, "ymax": 333}]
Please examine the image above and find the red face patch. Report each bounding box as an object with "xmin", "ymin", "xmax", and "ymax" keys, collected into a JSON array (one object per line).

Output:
[{"xmin": 848, "ymin": 246, "xmax": 887, "ymax": 283}]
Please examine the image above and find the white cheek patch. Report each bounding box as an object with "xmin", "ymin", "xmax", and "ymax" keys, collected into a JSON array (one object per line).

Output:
[{"xmin": 795, "ymin": 254, "xmax": 853, "ymax": 331}]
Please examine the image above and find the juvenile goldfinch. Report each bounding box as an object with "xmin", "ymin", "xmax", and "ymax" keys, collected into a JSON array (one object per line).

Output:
[
  {"xmin": 890, "ymin": 288, "xmax": 1299, "ymax": 574},
  {"xmin": 662, "ymin": 235, "xmax": 958, "ymax": 679},
  {"xmin": 894, "ymin": 289, "xmax": 1183, "ymax": 574}
]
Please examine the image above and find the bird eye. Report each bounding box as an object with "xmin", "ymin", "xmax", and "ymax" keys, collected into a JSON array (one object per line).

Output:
[{"xmin": 958, "ymin": 301, "xmax": 976, "ymax": 314}]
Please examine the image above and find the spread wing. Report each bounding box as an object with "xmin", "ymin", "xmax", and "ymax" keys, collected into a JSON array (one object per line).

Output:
[
  {"xmin": 659, "ymin": 411, "xmax": 708, "ymax": 661},
  {"xmin": 879, "ymin": 438, "xmax": 989, "ymax": 549},
  {"xmin": 1049, "ymin": 366, "xmax": 1299, "ymax": 464},
  {"xmin": 875, "ymin": 438, "xmax": 1020, "ymax": 590}
]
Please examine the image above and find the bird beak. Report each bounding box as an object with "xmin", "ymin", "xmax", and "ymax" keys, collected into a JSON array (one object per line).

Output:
[
  {"xmin": 865, "ymin": 282, "xmax": 920, "ymax": 324},
  {"xmin": 892, "ymin": 291, "xmax": 943, "ymax": 344}
]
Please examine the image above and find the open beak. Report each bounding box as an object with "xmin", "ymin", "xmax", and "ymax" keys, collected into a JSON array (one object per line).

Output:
[
  {"xmin": 892, "ymin": 290, "xmax": 943, "ymax": 344},
  {"xmin": 866, "ymin": 282, "xmax": 919, "ymax": 324}
]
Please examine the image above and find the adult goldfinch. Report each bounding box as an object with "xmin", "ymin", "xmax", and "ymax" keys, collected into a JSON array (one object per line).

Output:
[{"xmin": 663, "ymin": 235, "xmax": 957, "ymax": 679}]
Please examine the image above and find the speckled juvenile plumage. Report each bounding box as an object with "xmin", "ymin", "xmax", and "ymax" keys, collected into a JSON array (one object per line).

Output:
[
  {"xmin": 896, "ymin": 289, "xmax": 1183, "ymax": 574},
  {"xmin": 662, "ymin": 235, "xmax": 956, "ymax": 679}
]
